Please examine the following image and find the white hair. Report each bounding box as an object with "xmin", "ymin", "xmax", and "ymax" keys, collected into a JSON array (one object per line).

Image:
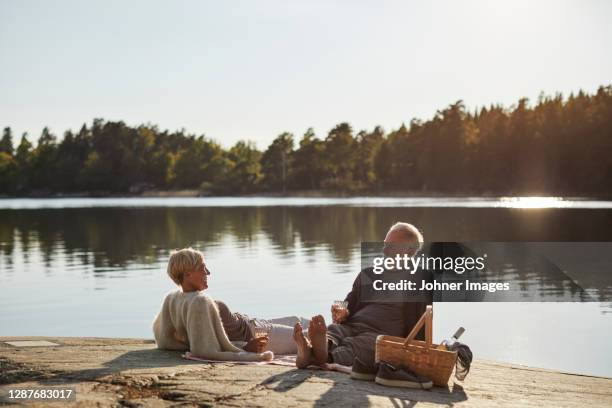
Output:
[{"xmin": 387, "ymin": 222, "xmax": 424, "ymax": 250}]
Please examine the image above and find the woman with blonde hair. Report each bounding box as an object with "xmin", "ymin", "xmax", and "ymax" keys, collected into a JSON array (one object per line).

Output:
[{"xmin": 153, "ymin": 247, "xmax": 306, "ymax": 361}]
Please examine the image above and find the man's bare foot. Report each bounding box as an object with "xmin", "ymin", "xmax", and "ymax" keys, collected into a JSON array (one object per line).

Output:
[
  {"xmin": 309, "ymin": 315, "xmax": 328, "ymax": 366},
  {"xmin": 293, "ymin": 322, "xmax": 312, "ymax": 369}
]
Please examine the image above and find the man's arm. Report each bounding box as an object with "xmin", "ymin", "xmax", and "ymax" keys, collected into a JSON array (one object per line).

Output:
[{"xmin": 344, "ymin": 270, "xmax": 364, "ymax": 317}]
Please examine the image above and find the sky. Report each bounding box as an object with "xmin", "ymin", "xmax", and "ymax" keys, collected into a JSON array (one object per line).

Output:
[{"xmin": 1, "ymin": 0, "xmax": 611, "ymax": 149}]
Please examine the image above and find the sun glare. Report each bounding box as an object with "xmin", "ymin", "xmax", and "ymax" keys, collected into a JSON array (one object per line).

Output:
[{"xmin": 499, "ymin": 197, "xmax": 571, "ymax": 209}]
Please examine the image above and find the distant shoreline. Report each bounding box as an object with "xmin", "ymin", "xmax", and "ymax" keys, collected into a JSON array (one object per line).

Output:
[{"xmin": 0, "ymin": 190, "xmax": 611, "ymax": 200}]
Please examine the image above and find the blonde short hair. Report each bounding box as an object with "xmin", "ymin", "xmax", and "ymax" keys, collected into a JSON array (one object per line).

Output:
[{"xmin": 167, "ymin": 247, "xmax": 204, "ymax": 285}]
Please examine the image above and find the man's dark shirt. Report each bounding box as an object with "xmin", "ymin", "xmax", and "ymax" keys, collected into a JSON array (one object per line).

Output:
[{"xmin": 343, "ymin": 267, "xmax": 431, "ymax": 338}]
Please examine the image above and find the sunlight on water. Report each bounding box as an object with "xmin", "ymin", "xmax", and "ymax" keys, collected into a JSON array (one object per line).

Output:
[{"xmin": 498, "ymin": 197, "xmax": 573, "ymax": 209}]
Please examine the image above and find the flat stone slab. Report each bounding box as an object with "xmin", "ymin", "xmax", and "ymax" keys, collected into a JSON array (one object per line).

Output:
[
  {"xmin": 0, "ymin": 336, "xmax": 611, "ymax": 407},
  {"xmin": 3, "ymin": 340, "xmax": 60, "ymax": 347}
]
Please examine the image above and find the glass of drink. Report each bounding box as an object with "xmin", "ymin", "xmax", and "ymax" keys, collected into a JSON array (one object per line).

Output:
[
  {"xmin": 334, "ymin": 300, "xmax": 348, "ymax": 309},
  {"xmin": 253, "ymin": 327, "xmax": 270, "ymax": 339},
  {"xmin": 250, "ymin": 326, "xmax": 270, "ymax": 352},
  {"xmin": 332, "ymin": 300, "xmax": 348, "ymax": 323}
]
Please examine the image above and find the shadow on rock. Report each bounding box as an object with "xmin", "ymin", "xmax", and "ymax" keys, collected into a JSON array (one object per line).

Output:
[
  {"xmin": 54, "ymin": 349, "xmax": 201, "ymax": 383},
  {"xmin": 260, "ymin": 368, "xmax": 468, "ymax": 407}
]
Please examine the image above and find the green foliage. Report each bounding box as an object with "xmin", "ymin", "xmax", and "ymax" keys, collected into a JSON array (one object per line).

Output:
[
  {"xmin": 14, "ymin": 133, "xmax": 33, "ymax": 191},
  {"xmin": 0, "ymin": 152, "xmax": 17, "ymax": 193},
  {"xmin": 172, "ymin": 136, "xmax": 228, "ymax": 189},
  {"xmin": 354, "ymin": 126, "xmax": 384, "ymax": 188},
  {"xmin": 223, "ymin": 141, "xmax": 262, "ymax": 193},
  {"xmin": 1, "ymin": 127, "xmax": 14, "ymax": 156},
  {"xmin": 373, "ymin": 139, "xmax": 393, "ymax": 188},
  {"xmin": 29, "ymin": 127, "xmax": 59, "ymax": 191},
  {"xmin": 291, "ymin": 128, "xmax": 325, "ymax": 189},
  {"xmin": 261, "ymin": 132, "xmax": 293, "ymax": 191},
  {"xmin": 322, "ymin": 123, "xmax": 356, "ymax": 190},
  {"xmin": 2, "ymin": 84, "xmax": 611, "ymax": 196}
]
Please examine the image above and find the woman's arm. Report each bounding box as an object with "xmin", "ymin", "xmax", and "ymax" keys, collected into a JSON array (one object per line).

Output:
[
  {"xmin": 153, "ymin": 298, "xmax": 188, "ymax": 351},
  {"xmin": 188, "ymin": 296, "xmax": 273, "ymax": 361}
]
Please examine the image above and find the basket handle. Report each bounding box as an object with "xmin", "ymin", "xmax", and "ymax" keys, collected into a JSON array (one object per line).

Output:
[{"xmin": 403, "ymin": 305, "xmax": 433, "ymax": 350}]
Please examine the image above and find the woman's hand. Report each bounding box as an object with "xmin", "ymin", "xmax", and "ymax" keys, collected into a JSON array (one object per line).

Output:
[
  {"xmin": 244, "ymin": 336, "xmax": 269, "ymax": 353},
  {"xmin": 331, "ymin": 304, "xmax": 349, "ymax": 324}
]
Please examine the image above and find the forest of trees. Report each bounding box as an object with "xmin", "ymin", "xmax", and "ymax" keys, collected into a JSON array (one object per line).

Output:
[{"xmin": 1, "ymin": 85, "xmax": 611, "ymax": 196}]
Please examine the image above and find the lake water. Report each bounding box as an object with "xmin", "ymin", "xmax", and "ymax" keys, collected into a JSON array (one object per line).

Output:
[{"xmin": 1, "ymin": 197, "xmax": 611, "ymax": 377}]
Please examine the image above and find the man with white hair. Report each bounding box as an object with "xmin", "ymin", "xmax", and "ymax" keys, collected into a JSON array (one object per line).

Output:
[{"xmin": 293, "ymin": 222, "xmax": 431, "ymax": 372}]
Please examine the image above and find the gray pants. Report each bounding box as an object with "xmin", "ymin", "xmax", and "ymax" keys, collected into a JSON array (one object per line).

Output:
[
  {"xmin": 326, "ymin": 322, "xmax": 379, "ymax": 366},
  {"xmin": 250, "ymin": 316, "xmax": 310, "ymax": 355}
]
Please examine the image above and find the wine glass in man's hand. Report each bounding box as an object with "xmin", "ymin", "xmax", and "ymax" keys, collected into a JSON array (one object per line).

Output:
[{"xmin": 331, "ymin": 300, "xmax": 349, "ymax": 324}]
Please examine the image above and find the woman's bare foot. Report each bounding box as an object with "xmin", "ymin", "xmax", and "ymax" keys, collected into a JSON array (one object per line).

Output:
[
  {"xmin": 293, "ymin": 322, "xmax": 312, "ymax": 368},
  {"xmin": 309, "ymin": 315, "xmax": 328, "ymax": 366}
]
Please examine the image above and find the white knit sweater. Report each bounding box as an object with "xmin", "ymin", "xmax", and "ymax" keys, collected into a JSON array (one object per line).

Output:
[{"xmin": 153, "ymin": 290, "xmax": 273, "ymax": 362}]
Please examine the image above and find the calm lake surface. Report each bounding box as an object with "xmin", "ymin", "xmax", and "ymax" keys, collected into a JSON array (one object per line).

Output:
[{"xmin": 1, "ymin": 197, "xmax": 611, "ymax": 377}]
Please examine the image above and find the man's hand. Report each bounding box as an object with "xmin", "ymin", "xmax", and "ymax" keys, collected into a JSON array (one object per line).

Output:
[
  {"xmin": 244, "ymin": 336, "xmax": 269, "ymax": 353},
  {"xmin": 331, "ymin": 304, "xmax": 349, "ymax": 324}
]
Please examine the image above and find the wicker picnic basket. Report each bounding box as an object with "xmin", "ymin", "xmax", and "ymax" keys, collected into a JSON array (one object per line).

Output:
[{"xmin": 375, "ymin": 305, "xmax": 457, "ymax": 387}]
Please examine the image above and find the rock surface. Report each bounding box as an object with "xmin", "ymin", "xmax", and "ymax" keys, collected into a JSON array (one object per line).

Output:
[{"xmin": 0, "ymin": 337, "xmax": 610, "ymax": 407}]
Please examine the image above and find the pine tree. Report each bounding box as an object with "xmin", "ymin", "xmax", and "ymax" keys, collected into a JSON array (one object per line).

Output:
[{"xmin": 0, "ymin": 127, "xmax": 14, "ymax": 155}]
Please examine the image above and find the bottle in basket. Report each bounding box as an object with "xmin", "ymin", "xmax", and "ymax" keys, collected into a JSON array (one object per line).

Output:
[{"xmin": 437, "ymin": 327, "xmax": 465, "ymax": 350}]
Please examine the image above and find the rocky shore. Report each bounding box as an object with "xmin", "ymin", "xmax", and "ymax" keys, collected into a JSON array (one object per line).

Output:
[{"xmin": 1, "ymin": 337, "xmax": 611, "ymax": 407}]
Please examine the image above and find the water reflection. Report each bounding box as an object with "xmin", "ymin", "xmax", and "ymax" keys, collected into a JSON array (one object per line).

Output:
[
  {"xmin": 1, "ymin": 206, "xmax": 612, "ymax": 303},
  {"xmin": 1, "ymin": 202, "xmax": 612, "ymax": 377},
  {"xmin": 2, "ymin": 206, "xmax": 612, "ymax": 270}
]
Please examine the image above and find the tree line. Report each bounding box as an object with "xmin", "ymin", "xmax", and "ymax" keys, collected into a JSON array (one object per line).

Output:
[{"xmin": 1, "ymin": 85, "xmax": 611, "ymax": 196}]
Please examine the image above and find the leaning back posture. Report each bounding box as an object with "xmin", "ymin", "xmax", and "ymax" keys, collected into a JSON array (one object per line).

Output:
[{"xmin": 153, "ymin": 248, "xmax": 273, "ymax": 362}]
